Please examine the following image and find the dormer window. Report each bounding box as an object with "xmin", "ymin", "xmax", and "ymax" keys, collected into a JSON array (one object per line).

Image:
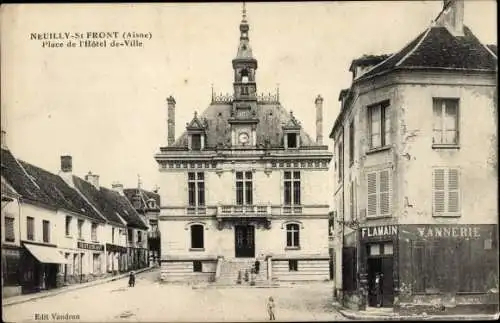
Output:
[
  {"xmin": 192, "ymin": 134, "xmax": 202, "ymax": 150},
  {"xmin": 287, "ymin": 133, "xmax": 298, "ymax": 148}
]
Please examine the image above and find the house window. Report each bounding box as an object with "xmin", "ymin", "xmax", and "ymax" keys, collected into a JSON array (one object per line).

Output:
[
  {"xmin": 284, "ymin": 171, "xmax": 301, "ymax": 205},
  {"xmin": 128, "ymin": 229, "xmax": 133, "ymax": 243},
  {"xmin": 368, "ymin": 101, "xmax": 390, "ymax": 149},
  {"xmin": 112, "ymin": 227, "xmax": 115, "ymax": 244},
  {"xmin": 91, "ymin": 223, "xmax": 98, "ymax": 242},
  {"xmin": 4, "ymin": 217, "xmax": 15, "ymax": 242},
  {"xmin": 190, "ymin": 224, "xmax": 204, "ymax": 249},
  {"xmin": 349, "ymin": 182, "xmax": 357, "ymax": 220},
  {"xmin": 193, "ymin": 260, "xmax": 202, "ymax": 272},
  {"xmin": 236, "ymin": 171, "xmax": 253, "ymax": 205},
  {"xmin": 337, "ymin": 141, "xmax": 343, "ymax": 182},
  {"xmin": 42, "ymin": 220, "xmax": 50, "ymax": 243},
  {"xmin": 77, "ymin": 219, "xmax": 84, "ymax": 240},
  {"xmin": 191, "ymin": 134, "xmax": 202, "ymax": 150},
  {"xmin": 433, "ymin": 98, "xmax": 459, "ymax": 145},
  {"xmin": 288, "ymin": 260, "xmax": 298, "ymax": 272},
  {"xmin": 286, "ymin": 223, "xmax": 300, "ymax": 248},
  {"xmin": 188, "ymin": 172, "xmax": 205, "ymax": 207},
  {"xmin": 27, "ymin": 217, "xmax": 34, "ymax": 241},
  {"xmin": 138, "ymin": 231, "xmax": 142, "ymax": 243},
  {"xmin": 65, "ymin": 216, "xmax": 72, "ymax": 236},
  {"xmin": 367, "ymin": 169, "xmax": 392, "ymax": 217},
  {"xmin": 433, "ymin": 168, "xmax": 460, "ymax": 216},
  {"xmin": 349, "ymin": 120, "xmax": 355, "ymax": 165},
  {"xmin": 287, "ymin": 133, "xmax": 298, "ymax": 148}
]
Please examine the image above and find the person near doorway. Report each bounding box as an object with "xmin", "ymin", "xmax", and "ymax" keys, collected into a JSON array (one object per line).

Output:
[
  {"xmin": 374, "ymin": 273, "xmax": 383, "ymax": 307},
  {"xmin": 267, "ymin": 296, "xmax": 276, "ymax": 321},
  {"xmin": 128, "ymin": 271, "xmax": 136, "ymax": 287}
]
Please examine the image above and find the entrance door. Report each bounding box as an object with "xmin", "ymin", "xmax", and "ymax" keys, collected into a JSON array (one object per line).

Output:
[
  {"xmin": 235, "ymin": 225, "xmax": 255, "ymax": 258},
  {"xmin": 367, "ymin": 256, "xmax": 394, "ymax": 307}
]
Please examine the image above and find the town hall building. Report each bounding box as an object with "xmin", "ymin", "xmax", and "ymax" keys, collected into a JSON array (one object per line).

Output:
[{"xmin": 155, "ymin": 6, "xmax": 332, "ymax": 283}]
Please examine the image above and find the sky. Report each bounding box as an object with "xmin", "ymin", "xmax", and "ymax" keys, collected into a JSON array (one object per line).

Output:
[{"xmin": 1, "ymin": 1, "xmax": 497, "ymax": 194}]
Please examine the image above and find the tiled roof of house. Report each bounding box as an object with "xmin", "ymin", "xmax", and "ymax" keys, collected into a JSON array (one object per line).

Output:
[
  {"xmin": 100, "ymin": 187, "xmax": 149, "ymax": 230},
  {"xmin": 358, "ymin": 26, "xmax": 497, "ymax": 81},
  {"xmin": 123, "ymin": 188, "xmax": 161, "ymax": 211},
  {"xmin": 169, "ymin": 103, "xmax": 316, "ymax": 149},
  {"xmin": 72, "ymin": 176, "xmax": 126, "ymax": 227},
  {"xmin": 19, "ymin": 161, "xmax": 105, "ymax": 223},
  {"xmin": 1, "ymin": 148, "xmax": 55, "ymax": 208}
]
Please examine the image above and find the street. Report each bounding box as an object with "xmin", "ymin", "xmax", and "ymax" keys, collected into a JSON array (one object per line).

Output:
[{"xmin": 2, "ymin": 269, "xmax": 346, "ymax": 322}]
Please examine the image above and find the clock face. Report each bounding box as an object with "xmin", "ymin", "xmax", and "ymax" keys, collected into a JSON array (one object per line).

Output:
[{"xmin": 238, "ymin": 132, "xmax": 249, "ymax": 144}]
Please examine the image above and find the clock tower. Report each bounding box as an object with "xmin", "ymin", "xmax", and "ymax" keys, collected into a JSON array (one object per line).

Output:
[{"xmin": 230, "ymin": 3, "xmax": 259, "ymax": 148}]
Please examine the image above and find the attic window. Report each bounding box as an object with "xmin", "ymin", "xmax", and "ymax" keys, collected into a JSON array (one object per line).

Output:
[
  {"xmin": 287, "ymin": 133, "xmax": 298, "ymax": 148},
  {"xmin": 192, "ymin": 134, "xmax": 202, "ymax": 150}
]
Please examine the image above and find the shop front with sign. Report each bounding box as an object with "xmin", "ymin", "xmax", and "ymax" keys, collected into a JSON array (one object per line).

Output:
[
  {"xmin": 106, "ymin": 243, "xmax": 127, "ymax": 274},
  {"xmin": 358, "ymin": 224, "xmax": 399, "ymax": 308},
  {"xmin": 77, "ymin": 241, "xmax": 105, "ymax": 282},
  {"xmin": 397, "ymin": 224, "xmax": 499, "ymax": 315}
]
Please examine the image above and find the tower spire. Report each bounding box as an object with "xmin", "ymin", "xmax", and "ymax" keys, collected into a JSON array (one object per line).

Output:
[{"xmin": 242, "ymin": 2, "xmax": 247, "ymax": 21}]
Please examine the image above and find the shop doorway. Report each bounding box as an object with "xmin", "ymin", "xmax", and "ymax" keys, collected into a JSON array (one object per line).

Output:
[{"xmin": 367, "ymin": 243, "xmax": 394, "ymax": 307}]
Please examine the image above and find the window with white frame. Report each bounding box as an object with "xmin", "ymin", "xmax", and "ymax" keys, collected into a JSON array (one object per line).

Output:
[
  {"xmin": 284, "ymin": 171, "xmax": 301, "ymax": 205},
  {"xmin": 433, "ymin": 168, "xmax": 460, "ymax": 216},
  {"xmin": 433, "ymin": 98, "xmax": 459, "ymax": 145},
  {"xmin": 188, "ymin": 172, "xmax": 205, "ymax": 207},
  {"xmin": 286, "ymin": 223, "xmax": 300, "ymax": 248},
  {"xmin": 368, "ymin": 101, "xmax": 391, "ymax": 149},
  {"xmin": 366, "ymin": 169, "xmax": 392, "ymax": 217},
  {"xmin": 27, "ymin": 217, "xmax": 35, "ymax": 241},
  {"xmin": 42, "ymin": 220, "xmax": 50, "ymax": 243},
  {"xmin": 77, "ymin": 219, "xmax": 84, "ymax": 240},
  {"xmin": 91, "ymin": 223, "xmax": 98, "ymax": 242},
  {"xmin": 236, "ymin": 171, "xmax": 253, "ymax": 205}
]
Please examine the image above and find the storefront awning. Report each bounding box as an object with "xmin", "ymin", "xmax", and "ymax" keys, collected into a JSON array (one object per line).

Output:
[{"xmin": 24, "ymin": 244, "xmax": 68, "ymax": 264}]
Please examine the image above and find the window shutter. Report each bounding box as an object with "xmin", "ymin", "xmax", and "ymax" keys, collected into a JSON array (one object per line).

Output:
[
  {"xmin": 447, "ymin": 168, "xmax": 460, "ymax": 213},
  {"xmin": 433, "ymin": 169, "xmax": 446, "ymax": 214},
  {"xmin": 367, "ymin": 172, "xmax": 377, "ymax": 216},
  {"xmin": 379, "ymin": 169, "xmax": 391, "ymax": 216}
]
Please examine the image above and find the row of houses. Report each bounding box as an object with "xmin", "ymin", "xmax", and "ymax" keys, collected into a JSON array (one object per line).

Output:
[
  {"xmin": 1, "ymin": 134, "xmax": 160, "ymax": 298},
  {"xmin": 329, "ymin": 0, "xmax": 498, "ymax": 315}
]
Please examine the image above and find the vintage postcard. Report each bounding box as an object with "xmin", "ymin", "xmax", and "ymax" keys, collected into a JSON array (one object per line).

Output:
[{"xmin": 1, "ymin": 1, "xmax": 498, "ymax": 322}]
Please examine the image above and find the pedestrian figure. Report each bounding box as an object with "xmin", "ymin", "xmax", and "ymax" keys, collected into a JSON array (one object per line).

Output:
[
  {"xmin": 374, "ymin": 273, "xmax": 383, "ymax": 307},
  {"xmin": 254, "ymin": 259, "xmax": 261, "ymax": 275},
  {"xmin": 128, "ymin": 271, "xmax": 136, "ymax": 287},
  {"xmin": 267, "ymin": 296, "xmax": 276, "ymax": 321}
]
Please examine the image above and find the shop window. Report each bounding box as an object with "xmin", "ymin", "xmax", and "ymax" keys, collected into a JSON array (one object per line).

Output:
[
  {"xmin": 288, "ymin": 260, "xmax": 298, "ymax": 272},
  {"xmin": 193, "ymin": 260, "xmax": 202, "ymax": 272}
]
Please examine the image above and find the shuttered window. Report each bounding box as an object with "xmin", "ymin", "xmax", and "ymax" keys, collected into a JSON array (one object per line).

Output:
[
  {"xmin": 432, "ymin": 168, "xmax": 460, "ymax": 216},
  {"xmin": 366, "ymin": 169, "xmax": 392, "ymax": 217}
]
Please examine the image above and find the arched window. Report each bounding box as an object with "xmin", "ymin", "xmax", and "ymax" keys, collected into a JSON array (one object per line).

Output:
[
  {"xmin": 190, "ymin": 224, "xmax": 204, "ymax": 249},
  {"xmin": 241, "ymin": 69, "xmax": 249, "ymax": 83},
  {"xmin": 286, "ymin": 223, "xmax": 300, "ymax": 248}
]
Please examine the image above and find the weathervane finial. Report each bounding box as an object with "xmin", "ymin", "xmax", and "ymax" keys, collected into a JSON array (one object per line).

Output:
[{"xmin": 242, "ymin": 2, "xmax": 247, "ymax": 20}]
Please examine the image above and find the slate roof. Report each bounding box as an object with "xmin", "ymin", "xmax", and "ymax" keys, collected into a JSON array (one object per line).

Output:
[
  {"xmin": 101, "ymin": 187, "xmax": 148, "ymax": 230},
  {"xmin": 123, "ymin": 188, "xmax": 161, "ymax": 212},
  {"xmin": 19, "ymin": 161, "xmax": 106, "ymax": 223},
  {"xmin": 1, "ymin": 148, "xmax": 55, "ymax": 208},
  {"xmin": 1, "ymin": 176, "xmax": 19, "ymax": 200},
  {"xmin": 349, "ymin": 54, "xmax": 391, "ymax": 71},
  {"xmin": 487, "ymin": 44, "xmax": 497, "ymax": 56},
  {"xmin": 170, "ymin": 103, "xmax": 316, "ymax": 149},
  {"xmin": 358, "ymin": 26, "xmax": 497, "ymax": 81}
]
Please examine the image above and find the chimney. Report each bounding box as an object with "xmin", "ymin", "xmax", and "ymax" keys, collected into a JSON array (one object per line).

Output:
[
  {"xmin": 167, "ymin": 96, "xmax": 176, "ymax": 146},
  {"xmin": 61, "ymin": 155, "xmax": 73, "ymax": 172},
  {"xmin": 111, "ymin": 181, "xmax": 124, "ymax": 195},
  {"xmin": 315, "ymin": 95, "xmax": 324, "ymax": 145},
  {"xmin": 1, "ymin": 130, "xmax": 7, "ymax": 149},
  {"xmin": 85, "ymin": 171, "xmax": 100, "ymax": 189},
  {"xmin": 436, "ymin": 0, "xmax": 464, "ymax": 36}
]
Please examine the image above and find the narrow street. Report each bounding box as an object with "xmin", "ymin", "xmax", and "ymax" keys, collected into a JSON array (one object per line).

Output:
[{"xmin": 3, "ymin": 269, "xmax": 347, "ymax": 322}]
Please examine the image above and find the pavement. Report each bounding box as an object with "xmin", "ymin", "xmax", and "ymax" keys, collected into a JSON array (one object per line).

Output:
[
  {"xmin": 2, "ymin": 266, "xmax": 153, "ymax": 307},
  {"xmin": 2, "ymin": 269, "xmax": 346, "ymax": 322},
  {"xmin": 332, "ymin": 302, "xmax": 500, "ymax": 321}
]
